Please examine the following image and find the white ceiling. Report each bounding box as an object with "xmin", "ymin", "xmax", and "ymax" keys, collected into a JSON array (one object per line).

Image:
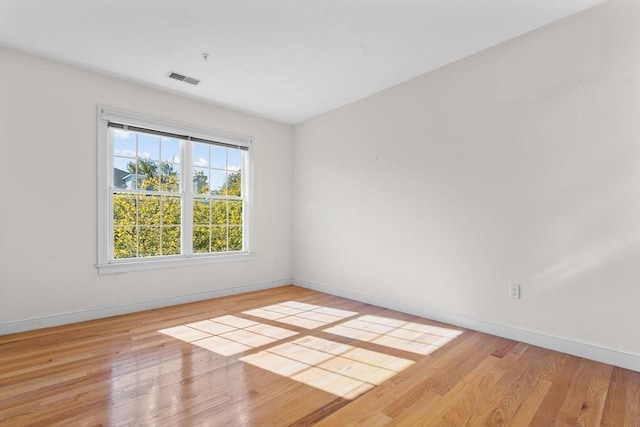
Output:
[{"xmin": 0, "ymin": 0, "xmax": 603, "ymax": 124}]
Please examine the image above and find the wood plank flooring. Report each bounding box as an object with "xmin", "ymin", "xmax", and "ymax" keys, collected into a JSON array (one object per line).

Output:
[{"xmin": 0, "ymin": 285, "xmax": 638, "ymax": 426}]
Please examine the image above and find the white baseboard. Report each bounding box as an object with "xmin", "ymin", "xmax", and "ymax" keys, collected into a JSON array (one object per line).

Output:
[
  {"xmin": 293, "ymin": 277, "xmax": 640, "ymax": 372},
  {"xmin": 0, "ymin": 278, "xmax": 291, "ymax": 336}
]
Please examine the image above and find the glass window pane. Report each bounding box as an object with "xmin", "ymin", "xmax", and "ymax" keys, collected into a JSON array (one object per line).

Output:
[
  {"xmin": 193, "ymin": 142, "xmax": 209, "ymax": 167},
  {"xmin": 161, "ymin": 138, "xmax": 180, "ymax": 164},
  {"xmin": 113, "ymin": 157, "xmax": 133, "ymax": 189},
  {"xmin": 211, "ymin": 200, "xmax": 227, "ymax": 225},
  {"xmin": 113, "ymin": 129, "xmax": 136, "ymax": 158},
  {"xmin": 211, "ymin": 146, "xmax": 226, "ymax": 169},
  {"xmin": 228, "ymin": 201, "xmax": 242, "ymax": 225},
  {"xmin": 162, "ymin": 196, "xmax": 181, "ymax": 226},
  {"xmin": 210, "ymin": 169, "xmax": 226, "ymax": 195},
  {"xmin": 138, "ymin": 194, "xmax": 160, "ymax": 225},
  {"xmin": 160, "ymin": 162, "xmax": 180, "ymax": 192},
  {"xmin": 229, "ymin": 226, "xmax": 242, "ymax": 251},
  {"xmin": 138, "ymin": 226, "xmax": 161, "ymax": 257},
  {"xmin": 227, "ymin": 149, "xmax": 242, "ymax": 171},
  {"xmin": 136, "ymin": 160, "xmax": 159, "ymax": 190},
  {"xmin": 113, "ymin": 194, "xmax": 136, "ymax": 226},
  {"xmin": 226, "ymin": 171, "xmax": 241, "ymax": 196},
  {"xmin": 193, "ymin": 226, "xmax": 210, "ymax": 253},
  {"xmin": 211, "ymin": 226, "xmax": 228, "ymax": 252},
  {"xmin": 193, "ymin": 199, "xmax": 210, "ymax": 225},
  {"xmin": 114, "ymin": 226, "xmax": 137, "ymax": 259},
  {"xmin": 113, "ymin": 156, "xmax": 133, "ymax": 172},
  {"xmin": 161, "ymin": 226, "xmax": 181, "ymax": 256},
  {"xmin": 193, "ymin": 167, "xmax": 209, "ymax": 194},
  {"xmin": 138, "ymin": 134, "xmax": 160, "ymax": 160}
]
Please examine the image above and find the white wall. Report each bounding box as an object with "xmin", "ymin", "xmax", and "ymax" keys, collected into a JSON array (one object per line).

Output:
[
  {"xmin": 293, "ymin": 0, "xmax": 640, "ymax": 357},
  {"xmin": 0, "ymin": 47, "xmax": 293, "ymax": 329}
]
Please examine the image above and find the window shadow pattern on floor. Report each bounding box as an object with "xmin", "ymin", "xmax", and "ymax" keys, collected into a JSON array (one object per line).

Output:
[{"xmin": 159, "ymin": 301, "xmax": 462, "ymax": 399}]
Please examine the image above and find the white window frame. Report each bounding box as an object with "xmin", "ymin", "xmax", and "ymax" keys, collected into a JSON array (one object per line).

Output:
[{"xmin": 97, "ymin": 105, "xmax": 254, "ymax": 274}]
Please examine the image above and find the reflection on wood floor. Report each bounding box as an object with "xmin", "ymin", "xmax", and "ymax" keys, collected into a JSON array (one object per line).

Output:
[{"xmin": 1, "ymin": 285, "xmax": 638, "ymax": 426}]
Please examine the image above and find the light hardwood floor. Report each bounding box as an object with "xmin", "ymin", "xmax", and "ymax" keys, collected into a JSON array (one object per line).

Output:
[{"xmin": 1, "ymin": 285, "xmax": 638, "ymax": 426}]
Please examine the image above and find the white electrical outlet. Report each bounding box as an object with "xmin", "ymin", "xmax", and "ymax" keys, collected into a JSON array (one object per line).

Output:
[{"xmin": 509, "ymin": 284, "xmax": 520, "ymax": 299}]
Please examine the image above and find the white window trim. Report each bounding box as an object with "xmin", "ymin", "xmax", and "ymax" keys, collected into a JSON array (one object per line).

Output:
[{"xmin": 97, "ymin": 105, "xmax": 254, "ymax": 274}]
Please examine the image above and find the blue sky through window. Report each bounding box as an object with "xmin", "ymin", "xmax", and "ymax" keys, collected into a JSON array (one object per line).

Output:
[{"xmin": 113, "ymin": 129, "xmax": 242, "ymax": 194}]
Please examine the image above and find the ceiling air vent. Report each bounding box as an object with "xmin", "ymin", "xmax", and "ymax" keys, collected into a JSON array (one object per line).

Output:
[{"xmin": 167, "ymin": 71, "xmax": 201, "ymax": 86}]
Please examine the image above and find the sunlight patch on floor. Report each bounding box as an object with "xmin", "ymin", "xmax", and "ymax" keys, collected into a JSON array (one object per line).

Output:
[
  {"xmin": 159, "ymin": 315, "xmax": 299, "ymax": 356},
  {"xmin": 324, "ymin": 315, "xmax": 463, "ymax": 355},
  {"xmin": 243, "ymin": 301, "xmax": 358, "ymax": 329},
  {"xmin": 158, "ymin": 302, "xmax": 462, "ymax": 398},
  {"xmin": 240, "ymin": 336, "xmax": 413, "ymax": 399}
]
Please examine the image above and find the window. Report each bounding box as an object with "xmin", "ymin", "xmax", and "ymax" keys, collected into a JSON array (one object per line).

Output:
[{"xmin": 97, "ymin": 106, "xmax": 253, "ymax": 274}]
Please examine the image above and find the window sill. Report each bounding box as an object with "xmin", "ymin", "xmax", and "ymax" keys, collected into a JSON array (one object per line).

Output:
[{"xmin": 97, "ymin": 252, "xmax": 255, "ymax": 275}]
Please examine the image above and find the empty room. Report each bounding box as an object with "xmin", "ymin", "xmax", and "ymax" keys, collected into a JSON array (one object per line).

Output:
[{"xmin": 0, "ymin": 0, "xmax": 638, "ymax": 425}]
